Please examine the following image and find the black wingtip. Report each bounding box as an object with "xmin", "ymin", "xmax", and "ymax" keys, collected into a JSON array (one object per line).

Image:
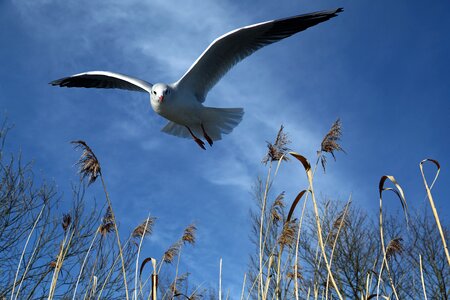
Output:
[
  {"xmin": 49, "ymin": 78, "xmax": 64, "ymax": 86},
  {"xmin": 327, "ymin": 8, "xmax": 343, "ymax": 17}
]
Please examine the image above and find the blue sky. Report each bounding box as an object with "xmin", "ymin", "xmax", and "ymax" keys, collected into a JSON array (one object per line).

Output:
[{"xmin": 1, "ymin": 0, "xmax": 449, "ymax": 296}]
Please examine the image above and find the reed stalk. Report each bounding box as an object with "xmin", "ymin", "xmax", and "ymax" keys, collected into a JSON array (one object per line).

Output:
[{"xmin": 10, "ymin": 204, "xmax": 46, "ymax": 300}]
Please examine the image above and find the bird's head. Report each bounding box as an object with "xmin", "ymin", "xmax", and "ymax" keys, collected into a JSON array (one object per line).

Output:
[{"xmin": 151, "ymin": 83, "xmax": 171, "ymax": 104}]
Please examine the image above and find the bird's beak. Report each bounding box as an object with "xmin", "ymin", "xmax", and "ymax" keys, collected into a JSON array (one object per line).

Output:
[{"xmin": 158, "ymin": 95, "xmax": 164, "ymax": 103}]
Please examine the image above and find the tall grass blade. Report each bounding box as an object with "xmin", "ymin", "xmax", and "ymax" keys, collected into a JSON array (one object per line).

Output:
[
  {"xmin": 240, "ymin": 273, "xmax": 247, "ymax": 300},
  {"xmin": 290, "ymin": 152, "xmax": 343, "ymax": 300},
  {"xmin": 134, "ymin": 215, "xmax": 152, "ymax": 300},
  {"xmin": 377, "ymin": 175, "xmax": 408, "ymax": 300},
  {"xmin": 10, "ymin": 204, "xmax": 46, "ymax": 300},
  {"xmin": 419, "ymin": 159, "xmax": 449, "ymax": 266},
  {"xmin": 419, "ymin": 254, "xmax": 428, "ymax": 300},
  {"xmin": 219, "ymin": 258, "xmax": 223, "ymax": 300},
  {"xmin": 72, "ymin": 227, "xmax": 100, "ymax": 300}
]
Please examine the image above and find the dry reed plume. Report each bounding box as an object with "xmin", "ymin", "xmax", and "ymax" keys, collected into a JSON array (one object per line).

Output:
[
  {"xmin": 71, "ymin": 140, "xmax": 101, "ymax": 184},
  {"xmin": 319, "ymin": 118, "xmax": 345, "ymax": 172},
  {"xmin": 71, "ymin": 140, "xmax": 129, "ymax": 300},
  {"xmin": 332, "ymin": 210, "xmax": 349, "ymax": 230},
  {"xmin": 164, "ymin": 241, "xmax": 182, "ymax": 264},
  {"xmin": 386, "ymin": 237, "xmax": 403, "ymax": 261},
  {"xmin": 278, "ymin": 219, "xmax": 297, "ymax": 248},
  {"xmin": 262, "ymin": 125, "xmax": 291, "ymax": 164},
  {"xmin": 132, "ymin": 217, "xmax": 156, "ymax": 238},
  {"xmin": 182, "ymin": 223, "xmax": 197, "ymax": 245},
  {"xmin": 62, "ymin": 213, "xmax": 71, "ymax": 231},
  {"xmin": 99, "ymin": 206, "xmax": 114, "ymax": 236}
]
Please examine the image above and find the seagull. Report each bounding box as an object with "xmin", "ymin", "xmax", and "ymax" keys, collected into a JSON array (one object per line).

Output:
[{"xmin": 51, "ymin": 8, "xmax": 343, "ymax": 150}]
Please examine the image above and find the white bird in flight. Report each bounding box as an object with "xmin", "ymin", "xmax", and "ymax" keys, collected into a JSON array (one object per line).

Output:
[{"xmin": 51, "ymin": 8, "xmax": 343, "ymax": 150}]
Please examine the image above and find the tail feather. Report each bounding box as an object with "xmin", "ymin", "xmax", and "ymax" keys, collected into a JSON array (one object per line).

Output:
[
  {"xmin": 161, "ymin": 122, "xmax": 191, "ymax": 139},
  {"xmin": 161, "ymin": 107, "xmax": 244, "ymax": 141}
]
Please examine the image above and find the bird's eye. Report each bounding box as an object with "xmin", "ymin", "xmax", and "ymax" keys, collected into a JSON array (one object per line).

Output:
[
  {"xmin": 164, "ymin": 90, "xmax": 167, "ymax": 95},
  {"xmin": 153, "ymin": 91, "xmax": 156, "ymax": 95}
]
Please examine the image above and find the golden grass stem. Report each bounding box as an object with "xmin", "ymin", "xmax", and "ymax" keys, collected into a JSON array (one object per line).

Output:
[
  {"xmin": 365, "ymin": 260, "xmax": 378, "ymax": 300},
  {"xmin": 290, "ymin": 152, "xmax": 343, "ymax": 300},
  {"xmin": 294, "ymin": 191, "xmax": 309, "ymax": 300},
  {"xmin": 259, "ymin": 162, "xmax": 273, "ymax": 299},
  {"xmin": 48, "ymin": 224, "xmax": 76, "ymax": 299},
  {"xmin": 72, "ymin": 226, "xmax": 100, "ymax": 300},
  {"xmin": 275, "ymin": 246, "xmax": 283, "ymax": 299},
  {"xmin": 262, "ymin": 155, "xmax": 289, "ymax": 300},
  {"xmin": 151, "ymin": 258, "xmax": 157, "ymax": 300},
  {"xmin": 262, "ymin": 255, "xmax": 273, "ymax": 300},
  {"xmin": 376, "ymin": 175, "xmax": 407, "ymax": 300},
  {"xmin": 97, "ymin": 237, "xmax": 132, "ymax": 300},
  {"xmin": 14, "ymin": 232, "xmax": 43, "ymax": 300},
  {"xmin": 219, "ymin": 258, "xmax": 223, "ymax": 300},
  {"xmin": 240, "ymin": 273, "xmax": 247, "ymax": 300},
  {"xmin": 325, "ymin": 197, "xmax": 351, "ymax": 300},
  {"xmin": 99, "ymin": 175, "xmax": 129, "ymax": 300},
  {"xmin": 419, "ymin": 254, "xmax": 428, "ymax": 300},
  {"xmin": 90, "ymin": 276, "xmax": 98, "ymax": 299},
  {"xmin": 275, "ymin": 189, "xmax": 307, "ymax": 300},
  {"xmin": 135, "ymin": 215, "xmax": 152, "ymax": 300},
  {"xmin": 419, "ymin": 159, "xmax": 450, "ymax": 266},
  {"xmin": 246, "ymin": 253, "xmax": 275, "ymax": 300},
  {"xmin": 167, "ymin": 247, "xmax": 182, "ymax": 300},
  {"xmin": 10, "ymin": 204, "xmax": 46, "ymax": 300}
]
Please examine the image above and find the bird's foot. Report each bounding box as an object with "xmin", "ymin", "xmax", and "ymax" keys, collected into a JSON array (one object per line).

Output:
[
  {"xmin": 204, "ymin": 135, "xmax": 213, "ymax": 147},
  {"xmin": 194, "ymin": 138, "xmax": 206, "ymax": 150},
  {"xmin": 186, "ymin": 125, "xmax": 206, "ymax": 150},
  {"xmin": 201, "ymin": 124, "xmax": 213, "ymax": 147}
]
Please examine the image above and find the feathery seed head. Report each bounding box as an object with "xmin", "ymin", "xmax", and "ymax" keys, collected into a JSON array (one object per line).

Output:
[
  {"xmin": 278, "ymin": 219, "xmax": 297, "ymax": 248},
  {"xmin": 182, "ymin": 224, "xmax": 197, "ymax": 245},
  {"xmin": 271, "ymin": 192, "xmax": 285, "ymax": 223},
  {"xmin": 132, "ymin": 217, "xmax": 156, "ymax": 238},
  {"xmin": 262, "ymin": 125, "xmax": 291, "ymax": 165},
  {"xmin": 333, "ymin": 210, "xmax": 350, "ymax": 231},
  {"xmin": 386, "ymin": 237, "xmax": 403, "ymax": 261},
  {"xmin": 71, "ymin": 140, "xmax": 101, "ymax": 185},
  {"xmin": 99, "ymin": 206, "xmax": 114, "ymax": 236},
  {"xmin": 169, "ymin": 272, "xmax": 189, "ymax": 295},
  {"xmin": 287, "ymin": 265, "xmax": 303, "ymax": 280},
  {"xmin": 273, "ymin": 192, "xmax": 285, "ymax": 208},
  {"xmin": 319, "ymin": 118, "xmax": 345, "ymax": 172},
  {"xmin": 62, "ymin": 213, "xmax": 71, "ymax": 232},
  {"xmin": 163, "ymin": 241, "xmax": 182, "ymax": 263}
]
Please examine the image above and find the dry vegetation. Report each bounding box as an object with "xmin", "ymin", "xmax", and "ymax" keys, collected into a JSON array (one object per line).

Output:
[
  {"xmin": 246, "ymin": 121, "xmax": 449, "ymax": 300},
  {"xmin": 0, "ymin": 119, "xmax": 448, "ymax": 300},
  {"xmin": 0, "ymin": 125, "xmax": 202, "ymax": 300}
]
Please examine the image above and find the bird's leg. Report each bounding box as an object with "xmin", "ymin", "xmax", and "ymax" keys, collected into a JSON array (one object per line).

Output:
[
  {"xmin": 185, "ymin": 126, "xmax": 206, "ymax": 150},
  {"xmin": 201, "ymin": 124, "xmax": 213, "ymax": 147}
]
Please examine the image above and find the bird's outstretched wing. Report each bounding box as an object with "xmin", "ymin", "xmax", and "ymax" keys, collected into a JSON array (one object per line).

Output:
[
  {"xmin": 50, "ymin": 71, "xmax": 152, "ymax": 93},
  {"xmin": 175, "ymin": 8, "xmax": 343, "ymax": 103}
]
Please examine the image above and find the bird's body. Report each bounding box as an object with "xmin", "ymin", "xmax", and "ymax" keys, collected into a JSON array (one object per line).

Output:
[
  {"xmin": 51, "ymin": 8, "xmax": 343, "ymax": 149},
  {"xmin": 151, "ymin": 83, "xmax": 200, "ymax": 125}
]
